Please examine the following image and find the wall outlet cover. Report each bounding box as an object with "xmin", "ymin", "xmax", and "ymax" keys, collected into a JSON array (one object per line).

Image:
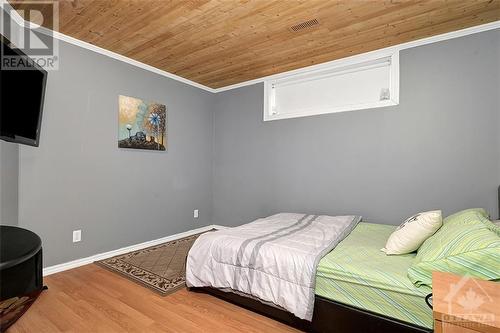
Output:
[
  {"xmin": 194, "ymin": 209, "xmax": 199, "ymax": 218},
  {"xmin": 73, "ymin": 230, "xmax": 82, "ymax": 243}
]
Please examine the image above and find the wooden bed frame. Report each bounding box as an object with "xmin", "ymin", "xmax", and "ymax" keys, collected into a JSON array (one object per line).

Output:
[{"xmin": 190, "ymin": 286, "xmax": 433, "ymax": 333}]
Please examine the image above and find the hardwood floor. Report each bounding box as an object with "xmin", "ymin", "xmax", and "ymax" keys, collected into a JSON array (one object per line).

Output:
[{"xmin": 9, "ymin": 264, "xmax": 301, "ymax": 333}]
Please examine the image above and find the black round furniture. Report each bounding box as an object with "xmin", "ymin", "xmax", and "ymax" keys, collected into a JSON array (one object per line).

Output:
[{"xmin": 0, "ymin": 225, "xmax": 43, "ymax": 300}]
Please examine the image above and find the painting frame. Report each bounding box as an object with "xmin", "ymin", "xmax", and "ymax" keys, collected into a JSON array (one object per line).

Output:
[{"xmin": 118, "ymin": 95, "xmax": 167, "ymax": 151}]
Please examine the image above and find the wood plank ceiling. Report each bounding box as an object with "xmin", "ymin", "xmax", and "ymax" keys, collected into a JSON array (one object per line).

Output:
[{"xmin": 9, "ymin": 0, "xmax": 500, "ymax": 89}]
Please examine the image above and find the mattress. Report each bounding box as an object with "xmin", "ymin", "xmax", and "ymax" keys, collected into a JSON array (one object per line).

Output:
[{"xmin": 315, "ymin": 222, "xmax": 433, "ymax": 329}]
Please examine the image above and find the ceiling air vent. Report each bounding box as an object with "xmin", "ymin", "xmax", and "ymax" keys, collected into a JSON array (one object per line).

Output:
[{"xmin": 289, "ymin": 18, "xmax": 319, "ymax": 32}]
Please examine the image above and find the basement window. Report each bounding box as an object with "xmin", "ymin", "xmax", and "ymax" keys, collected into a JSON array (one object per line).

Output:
[{"xmin": 263, "ymin": 52, "xmax": 399, "ymax": 121}]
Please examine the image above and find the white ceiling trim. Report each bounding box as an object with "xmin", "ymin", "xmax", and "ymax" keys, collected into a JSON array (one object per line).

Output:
[
  {"xmin": 0, "ymin": 0, "xmax": 216, "ymax": 93},
  {"xmin": 49, "ymin": 29, "xmax": 218, "ymax": 93},
  {"xmin": 2, "ymin": 0, "xmax": 499, "ymax": 94},
  {"xmin": 216, "ymin": 20, "xmax": 500, "ymax": 93}
]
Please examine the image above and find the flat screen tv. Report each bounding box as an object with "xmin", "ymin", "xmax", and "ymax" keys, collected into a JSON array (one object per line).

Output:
[{"xmin": 0, "ymin": 36, "xmax": 47, "ymax": 147}]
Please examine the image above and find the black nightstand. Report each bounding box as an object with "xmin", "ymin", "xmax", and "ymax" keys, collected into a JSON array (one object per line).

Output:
[{"xmin": 0, "ymin": 225, "xmax": 43, "ymax": 300}]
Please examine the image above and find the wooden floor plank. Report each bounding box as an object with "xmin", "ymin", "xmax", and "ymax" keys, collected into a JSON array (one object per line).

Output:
[{"xmin": 8, "ymin": 264, "xmax": 301, "ymax": 333}]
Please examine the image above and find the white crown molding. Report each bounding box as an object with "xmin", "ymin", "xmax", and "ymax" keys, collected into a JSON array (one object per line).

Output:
[
  {"xmin": 49, "ymin": 29, "xmax": 217, "ymax": 93},
  {"xmin": 43, "ymin": 224, "xmax": 228, "ymax": 276},
  {"xmin": 2, "ymin": 1, "xmax": 499, "ymax": 93},
  {"xmin": 0, "ymin": 0, "xmax": 216, "ymax": 93},
  {"xmin": 214, "ymin": 20, "xmax": 500, "ymax": 93}
]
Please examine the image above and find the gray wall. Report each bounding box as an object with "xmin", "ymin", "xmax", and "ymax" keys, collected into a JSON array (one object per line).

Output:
[
  {"xmin": 18, "ymin": 41, "xmax": 214, "ymax": 266},
  {"xmin": 498, "ymin": 33, "xmax": 500, "ymax": 218},
  {"xmin": 0, "ymin": 141, "xmax": 19, "ymax": 226},
  {"xmin": 5, "ymin": 28, "xmax": 500, "ymax": 267},
  {"xmin": 213, "ymin": 29, "xmax": 500, "ymax": 226}
]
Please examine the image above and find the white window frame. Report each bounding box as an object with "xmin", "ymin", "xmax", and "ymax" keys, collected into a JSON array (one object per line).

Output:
[{"xmin": 263, "ymin": 51, "xmax": 399, "ymax": 121}]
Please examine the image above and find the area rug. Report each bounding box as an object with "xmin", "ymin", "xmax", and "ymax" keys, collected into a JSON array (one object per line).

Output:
[
  {"xmin": 0, "ymin": 289, "xmax": 44, "ymax": 332},
  {"xmin": 96, "ymin": 231, "xmax": 212, "ymax": 295}
]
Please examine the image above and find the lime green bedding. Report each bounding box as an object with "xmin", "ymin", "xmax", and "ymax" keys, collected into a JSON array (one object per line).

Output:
[
  {"xmin": 409, "ymin": 209, "xmax": 500, "ymax": 287},
  {"xmin": 315, "ymin": 222, "xmax": 433, "ymax": 329}
]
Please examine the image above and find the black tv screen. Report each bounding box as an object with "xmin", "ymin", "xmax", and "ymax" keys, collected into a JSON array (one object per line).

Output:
[{"xmin": 0, "ymin": 37, "xmax": 47, "ymax": 147}]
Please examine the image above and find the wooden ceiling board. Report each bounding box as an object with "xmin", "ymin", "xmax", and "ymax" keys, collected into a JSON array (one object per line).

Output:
[
  {"xmin": 9, "ymin": 0, "xmax": 500, "ymax": 89},
  {"xmin": 177, "ymin": 2, "xmax": 493, "ymax": 79},
  {"xmin": 183, "ymin": 5, "xmax": 498, "ymax": 86}
]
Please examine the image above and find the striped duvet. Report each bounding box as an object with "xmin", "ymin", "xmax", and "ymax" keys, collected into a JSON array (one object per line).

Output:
[{"xmin": 186, "ymin": 213, "xmax": 360, "ymax": 320}]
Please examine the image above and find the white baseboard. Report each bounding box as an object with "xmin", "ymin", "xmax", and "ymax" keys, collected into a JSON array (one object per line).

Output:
[{"xmin": 42, "ymin": 224, "xmax": 228, "ymax": 276}]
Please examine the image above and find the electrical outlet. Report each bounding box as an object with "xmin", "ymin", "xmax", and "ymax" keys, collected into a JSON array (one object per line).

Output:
[
  {"xmin": 73, "ymin": 230, "xmax": 82, "ymax": 243},
  {"xmin": 193, "ymin": 209, "xmax": 199, "ymax": 219}
]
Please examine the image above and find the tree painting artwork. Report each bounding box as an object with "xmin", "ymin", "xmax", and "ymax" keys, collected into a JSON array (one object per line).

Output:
[{"xmin": 118, "ymin": 95, "xmax": 167, "ymax": 151}]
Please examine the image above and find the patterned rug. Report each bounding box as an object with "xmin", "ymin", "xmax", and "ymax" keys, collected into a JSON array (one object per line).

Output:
[{"xmin": 96, "ymin": 231, "xmax": 212, "ymax": 295}]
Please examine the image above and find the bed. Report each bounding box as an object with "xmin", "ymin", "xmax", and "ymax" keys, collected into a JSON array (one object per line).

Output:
[
  {"xmin": 316, "ymin": 222, "xmax": 432, "ymax": 329},
  {"xmin": 187, "ymin": 216, "xmax": 433, "ymax": 333}
]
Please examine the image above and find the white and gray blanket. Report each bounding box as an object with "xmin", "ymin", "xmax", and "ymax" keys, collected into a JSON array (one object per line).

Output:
[{"xmin": 186, "ymin": 213, "xmax": 361, "ymax": 320}]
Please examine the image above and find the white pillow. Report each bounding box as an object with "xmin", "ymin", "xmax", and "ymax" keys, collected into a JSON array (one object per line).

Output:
[{"xmin": 382, "ymin": 210, "xmax": 442, "ymax": 255}]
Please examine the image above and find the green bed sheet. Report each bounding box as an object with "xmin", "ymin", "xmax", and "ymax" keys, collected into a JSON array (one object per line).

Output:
[{"xmin": 315, "ymin": 222, "xmax": 433, "ymax": 329}]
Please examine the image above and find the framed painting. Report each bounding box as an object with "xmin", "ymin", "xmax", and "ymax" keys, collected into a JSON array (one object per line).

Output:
[{"xmin": 118, "ymin": 95, "xmax": 167, "ymax": 151}]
